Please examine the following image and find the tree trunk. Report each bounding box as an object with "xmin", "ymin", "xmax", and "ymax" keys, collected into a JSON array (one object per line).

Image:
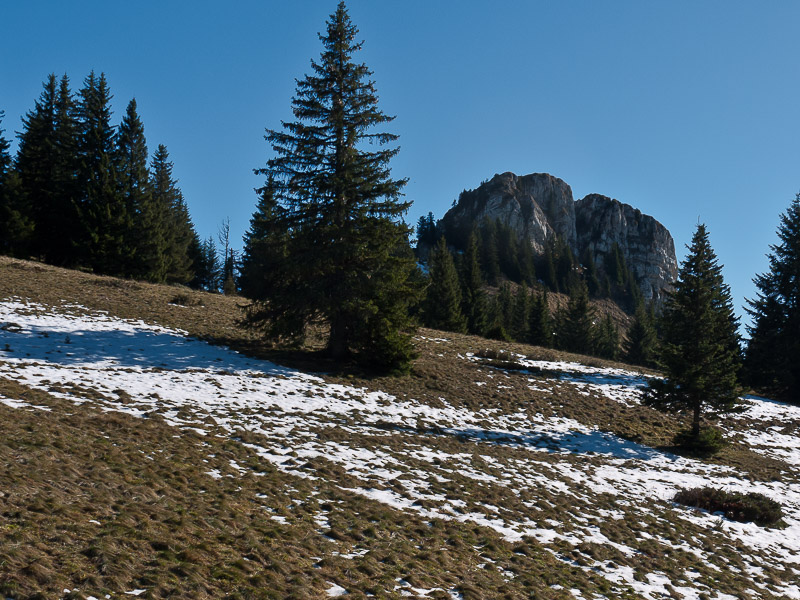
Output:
[
  {"xmin": 691, "ymin": 401, "xmax": 701, "ymax": 438},
  {"xmin": 328, "ymin": 314, "xmax": 349, "ymax": 360}
]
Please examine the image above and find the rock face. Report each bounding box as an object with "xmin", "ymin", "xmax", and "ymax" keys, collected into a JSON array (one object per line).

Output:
[
  {"xmin": 439, "ymin": 172, "xmax": 677, "ymax": 303},
  {"xmin": 441, "ymin": 172, "xmax": 576, "ymax": 255},
  {"xmin": 575, "ymin": 194, "xmax": 677, "ymax": 304}
]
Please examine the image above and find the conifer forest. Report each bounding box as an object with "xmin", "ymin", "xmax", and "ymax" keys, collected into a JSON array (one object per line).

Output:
[{"xmin": 1, "ymin": 3, "xmax": 800, "ymax": 598}]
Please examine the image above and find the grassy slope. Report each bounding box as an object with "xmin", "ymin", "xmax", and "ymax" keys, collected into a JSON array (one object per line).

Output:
[{"xmin": 0, "ymin": 256, "xmax": 797, "ymax": 599}]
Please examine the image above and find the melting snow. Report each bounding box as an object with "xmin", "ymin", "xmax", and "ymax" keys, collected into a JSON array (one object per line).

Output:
[{"xmin": 2, "ymin": 299, "xmax": 799, "ymax": 599}]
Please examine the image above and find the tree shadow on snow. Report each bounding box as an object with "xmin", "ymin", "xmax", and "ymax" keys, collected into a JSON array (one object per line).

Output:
[
  {"xmin": 0, "ymin": 324, "xmax": 296, "ymax": 377},
  {"xmin": 374, "ymin": 421, "xmax": 673, "ymax": 462}
]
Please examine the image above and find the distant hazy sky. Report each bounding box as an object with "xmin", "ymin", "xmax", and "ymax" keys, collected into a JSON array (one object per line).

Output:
[{"xmin": 2, "ymin": 1, "xmax": 799, "ymax": 328}]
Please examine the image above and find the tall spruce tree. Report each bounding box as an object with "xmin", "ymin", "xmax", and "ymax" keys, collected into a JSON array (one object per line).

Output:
[
  {"xmin": 15, "ymin": 75, "xmax": 63, "ymax": 262},
  {"xmin": 193, "ymin": 235, "xmax": 222, "ymax": 292},
  {"xmin": 594, "ymin": 314, "xmax": 619, "ymax": 360},
  {"xmin": 459, "ymin": 230, "xmax": 488, "ymax": 335},
  {"xmin": 556, "ymin": 281, "xmax": 595, "ymax": 355},
  {"xmin": 1, "ymin": 111, "xmax": 33, "ymax": 256},
  {"xmin": 528, "ymin": 290, "xmax": 551, "ymax": 347},
  {"xmin": 116, "ymin": 98, "xmax": 154, "ymax": 278},
  {"xmin": 247, "ymin": 2, "xmax": 421, "ymax": 370},
  {"xmin": 240, "ymin": 177, "xmax": 287, "ymax": 299},
  {"xmin": 424, "ymin": 237, "xmax": 467, "ymax": 333},
  {"xmin": 511, "ymin": 283, "xmax": 530, "ymax": 341},
  {"xmin": 644, "ymin": 224, "xmax": 742, "ymax": 439},
  {"xmin": 150, "ymin": 144, "xmax": 195, "ymax": 284},
  {"xmin": 478, "ymin": 219, "xmax": 501, "ymax": 286},
  {"xmin": 77, "ymin": 71, "xmax": 132, "ymax": 274},
  {"xmin": 624, "ymin": 302, "xmax": 658, "ymax": 367},
  {"xmin": 745, "ymin": 194, "xmax": 800, "ymax": 402}
]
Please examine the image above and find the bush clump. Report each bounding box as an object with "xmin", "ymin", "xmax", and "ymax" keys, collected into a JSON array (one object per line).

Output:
[
  {"xmin": 673, "ymin": 426, "xmax": 727, "ymax": 456},
  {"xmin": 673, "ymin": 486, "xmax": 784, "ymax": 527}
]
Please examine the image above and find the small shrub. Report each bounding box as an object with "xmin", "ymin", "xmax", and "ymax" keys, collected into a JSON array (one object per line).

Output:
[
  {"xmin": 673, "ymin": 486, "xmax": 784, "ymax": 527},
  {"xmin": 673, "ymin": 426, "xmax": 726, "ymax": 456},
  {"xmin": 485, "ymin": 325, "xmax": 511, "ymax": 342}
]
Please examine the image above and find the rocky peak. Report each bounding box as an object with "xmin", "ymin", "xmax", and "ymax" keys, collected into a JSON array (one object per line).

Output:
[
  {"xmin": 439, "ymin": 172, "xmax": 677, "ymax": 304},
  {"xmin": 575, "ymin": 194, "xmax": 677, "ymax": 303},
  {"xmin": 442, "ymin": 172, "xmax": 576, "ymax": 254}
]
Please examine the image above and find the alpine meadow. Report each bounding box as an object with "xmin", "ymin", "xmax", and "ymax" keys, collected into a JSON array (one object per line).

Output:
[{"xmin": 1, "ymin": 2, "xmax": 800, "ymax": 599}]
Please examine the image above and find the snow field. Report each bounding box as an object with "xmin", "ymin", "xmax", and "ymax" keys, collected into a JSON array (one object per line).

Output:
[{"xmin": 1, "ymin": 299, "xmax": 799, "ymax": 599}]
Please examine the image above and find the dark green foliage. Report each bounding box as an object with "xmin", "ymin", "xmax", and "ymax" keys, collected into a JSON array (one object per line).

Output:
[
  {"xmin": 745, "ymin": 193, "xmax": 800, "ymax": 402},
  {"xmin": 415, "ymin": 212, "xmax": 438, "ymax": 247},
  {"xmin": 77, "ymin": 72, "xmax": 133, "ymax": 274},
  {"xmin": 581, "ymin": 249, "xmax": 601, "ymax": 298},
  {"xmin": 527, "ymin": 290, "xmax": 551, "ymax": 348},
  {"xmin": 643, "ymin": 224, "xmax": 742, "ymax": 438},
  {"xmin": 492, "ymin": 283, "xmax": 514, "ymax": 333},
  {"xmin": 459, "ymin": 230, "xmax": 488, "ymax": 335},
  {"xmin": 116, "ymin": 98, "xmax": 154, "ymax": 278},
  {"xmin": 478, "ymin": 219, "xmax": 501, "ymax": 286},
  {"xmin": 556, "ymin": 281, "xmax": 595, "ymax": 355},
  {"xmin": 149, "ymin": 145, "xmax": 195, "ymax": 285},
  {"xmin": 424, "ymin": 238, "xmax": 467, "ymax": 333},
  {"xmin": 518, "ymin": 240, "xmax": 536, "ymax": 286},
  {"xmin": 541, "ymin": 244, "xmax": 558, "ymax": 293},
  {"xmin": 192, "ymin": 236, "xmax": 222, "ymax": 292},
  {"xmin": 0, "ymin": 111, "xmax": 33, "ymax": 256},
  {"xmin": 672, "ymin": 426, "xmax": 727, "ymax": 456},
  {"xmin": 15, "ymin": 75, "xmax": 80, "ymax": 264},
  {"xmin": 624, "ymin": 302, "xmax": 658, "ymax": 367},
  {"xmin": 511, "ymin": 284, "xmax": 529, "ymax": 341},
  {"xmin": 593, "ymin": 314, "xmax": 619, "ymax": 360},
  {"xmin": 246, "ymin": 2, "xmax": 421, "ymax": 371},
  {"xmin": 496, "ymin": 222, "xmax": 520, "ymax": 281},
  {"xmin": 673, "ymin": 487, "xmax": 784, "ymax": 527},
  {"xmin": 240, "ymin": 178, "xmax": 286, "ymax": 299},
  {"xmin": 8, "ymin": 71, "xmax": 199, "ymax": 284}
]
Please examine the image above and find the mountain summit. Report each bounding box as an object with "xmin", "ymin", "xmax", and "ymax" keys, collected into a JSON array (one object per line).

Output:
[{"xmin": 439, "ymin": 172, "xmax": 678, "ymax": 303}]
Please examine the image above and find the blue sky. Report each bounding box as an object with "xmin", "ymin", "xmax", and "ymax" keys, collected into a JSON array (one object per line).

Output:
[{"xmin": 2, "ymin": 1, "xmax": 799, "ymax": 328}]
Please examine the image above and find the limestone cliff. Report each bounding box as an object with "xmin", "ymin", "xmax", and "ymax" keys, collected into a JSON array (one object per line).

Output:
[{"xmin": 439, "ymin": 172, "xmax": 677, "ymax": 303}]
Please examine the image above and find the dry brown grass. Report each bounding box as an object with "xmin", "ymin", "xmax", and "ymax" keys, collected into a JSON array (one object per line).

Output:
[{"xmin": 0, "ymin": 256, "xmax": 796, "ymax": 599}]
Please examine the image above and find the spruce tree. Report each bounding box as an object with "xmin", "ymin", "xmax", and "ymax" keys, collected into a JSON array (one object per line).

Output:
[
  {"xmin": 528, "ymin": 290, "xmax": 552, "ymax": 347},
  {"xmin": 15, "ymin": 75, "xmax": 61, "ymax": 262},
  {"xmin": 556, "ymin": 281, "xmax": 595, "ymax": 355},
  {"xmin": 150, "ymin": 144, "xmax": 194, "ymax": 284},
  {"xmin": 497, "ymin": 282, "xmax": 514, "ymax": 333},
  {"xmin": 644, "ymin": 224, "xmax": 742, "ymax": 440},
  {"xmin": 192, "ymin": 235, "xmax": 221, "ymax": 292},
  {"xmin": 0, "ymin": 111, "xmax": 33, "ymax": 256},
  {"xmin": 424, "ymin": 237, "xmax": 467, "ymax": 333},
  {"xmin": 240, "ymin": 177, "xmax": 286, "ymax": 299},
  {"xmin": 745, "ymin": 193, "xmax": 800, "ymax": 402},
  {"xmin": 511, "ymin": 283, "xmax": 530, "ymax": 341},
  {"xmin": 77, "ymin": 71, "xmax": 132, "ymax": 274},
  {"xmin": 116, "ymin": 98, "xmax": 155, "ymax": 278},
  {"xmin": 247, "ymin": 2, "xmax": 422, "ymax": 370},
  {"xmin": 459, "ymin": 230, "xmax": 488, "ymax": 335},
  {"xmin": 624, "ymin": 302, "xmax": 658, "ymax": 367},
  {"xmin": 594, "ymin": 314, "xmax": 619, "ymax": 360},
  {"xmin": 479, "ymin": 219, "xmax": 501, "ymax": 286}
]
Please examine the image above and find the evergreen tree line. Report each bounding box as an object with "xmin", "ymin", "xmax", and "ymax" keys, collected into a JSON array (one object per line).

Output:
[
  {"xmin": 417, "ymin": 214, "xmax": 643, "ymax": 311},
  {"xmin": 0, "ymin": 72, "xmax": 200, "ymax": 285},
  {"xmin": 420, "ymin": 235, "xmax": 657, "ymax": 363}
]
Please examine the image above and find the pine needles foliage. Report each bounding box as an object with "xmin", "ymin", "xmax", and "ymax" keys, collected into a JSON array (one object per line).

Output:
[
  {"xmin": 245, "ymin": 2, "xmax": 422, "ymax": 372},
  {"xmin": 745, "ymin": 193, "xmax": 800, "ymax": 403},
  {"xmin": 643, "ymin": 224, "xmax": 742, "ymax": 441}
]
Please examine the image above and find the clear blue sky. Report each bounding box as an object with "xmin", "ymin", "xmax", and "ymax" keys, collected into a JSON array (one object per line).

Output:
[{"xmin": 2, "ymin": 1, "xmax": 799, "ymax": 329}]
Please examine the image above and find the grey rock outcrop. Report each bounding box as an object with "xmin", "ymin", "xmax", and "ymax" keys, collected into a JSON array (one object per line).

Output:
[
  {"xmin": 439, "ymin": 172, "xmax": 677, "ymax": 303},
  {"xmin": 575, "ymin": 194, "xmax": 677, "ymax": 303},
  {"xmin": 441, "ymin": 172, "xmax": 576, "ymax": 254}
]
